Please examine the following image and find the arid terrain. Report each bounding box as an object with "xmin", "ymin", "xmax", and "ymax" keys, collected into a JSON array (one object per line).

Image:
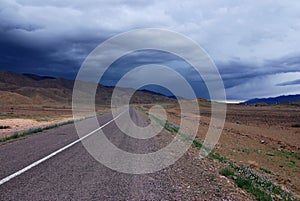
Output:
[
  {"xmin": 1, "ymin": 71, "xmax": 300, "ymax": 200},
  {"xmin": 141, "ymin": 100, "xmax": 300, "ymax": 199},
  {"xmin": 0, "ymin": 107, "xmax": 111, "ymax": 139},
  {"xmin": 0, "ymin": 71, "xmax": 174, "ymax": 139},
  {"xmin": 1, "ymin": 100, "xmax": 299, "ymax": 199}
]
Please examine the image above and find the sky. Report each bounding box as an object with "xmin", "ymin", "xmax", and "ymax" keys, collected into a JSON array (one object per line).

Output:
[{"xmin": 0, "ymin": 0, "xmax": 300, "ymax": 101}]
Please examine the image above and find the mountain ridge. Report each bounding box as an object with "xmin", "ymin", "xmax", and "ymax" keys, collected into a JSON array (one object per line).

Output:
[
  {"xmin": 242, "ymin": 94, "xmax": 300, "ymax": 105},
  {"xmin": 0, "ymin": 71, "xmax": 175, "ymax": 108}
]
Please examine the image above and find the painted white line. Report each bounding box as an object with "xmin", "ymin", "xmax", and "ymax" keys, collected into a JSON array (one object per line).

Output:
[{"xmin": 0, "ymin": 111, "xmax": 125, "ymax": 186}]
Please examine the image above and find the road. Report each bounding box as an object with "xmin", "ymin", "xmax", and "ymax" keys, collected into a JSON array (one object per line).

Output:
[{"xmin": 0, "ymin": 107, "xmax": 251, "ymax": 201}]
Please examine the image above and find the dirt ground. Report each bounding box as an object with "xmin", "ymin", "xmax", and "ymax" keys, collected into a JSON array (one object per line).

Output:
[
  {"xmin": 0, "ymin": 118, "xmax": 74, "ymax": 138},
  {"xmin": 141, "ymin": 102, "xmax": 300, "ymax": 197}
]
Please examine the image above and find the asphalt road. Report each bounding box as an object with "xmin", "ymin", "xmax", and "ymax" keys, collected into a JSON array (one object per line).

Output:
[
  {"xmin": 0, "ymin": 107, "xmax": 178, "ymax": 201},
  {"xmin": 0, "ymin": 107, "xmax": 252, "ymax": 201}
]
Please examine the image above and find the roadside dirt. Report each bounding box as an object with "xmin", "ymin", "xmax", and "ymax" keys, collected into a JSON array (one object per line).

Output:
[
  {"xmin": 0, "ymin": 118, "xmax": 74, "ymax": 138},
  {"xmin": 153, "ymin": 126, "xmax": 254, "ymax": 200},
  {"xmin": 0, "ymin": 107, "xmax": 110, "ymax": 138},
  {"xmin": 141, "ymin": 102, "xmax": 300, "ymax": 197}
]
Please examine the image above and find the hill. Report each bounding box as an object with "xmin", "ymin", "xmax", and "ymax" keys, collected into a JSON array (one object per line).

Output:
[
  {"xmin": 0, "ymin": 71, "xmax": 174, "ymax": 108},
  {"xmin": 242, "ymin": 94, "xmax": 300, "ymax": 105}
]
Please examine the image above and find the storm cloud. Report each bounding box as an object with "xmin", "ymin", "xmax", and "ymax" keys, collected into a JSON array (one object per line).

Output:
[
  {"xmin": 1, "ymin": 0, "xmax": 300, "ymax": 101},
  {"xmin": 277, "ymin": 78, "xmax": 300, "ymax": 86}
]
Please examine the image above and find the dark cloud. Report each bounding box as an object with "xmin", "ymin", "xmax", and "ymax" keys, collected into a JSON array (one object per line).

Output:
[
  {"xmin": 101, "ymin": 49, "xmax": 210, "ymax": 99},
  {"xmin": 1, "ymin": 0, "xmax": 300, "ymax": 100},
  {"xmin": 277, "ymin": 79, "xmax": 300, "ymax": 86},
  {"xmin": 216, "ymin": 54, "xmax": 300, "ymax": 100},
  {"xmin": 218, "ymin": 54, "xmax": 300, "ymax": 88}
]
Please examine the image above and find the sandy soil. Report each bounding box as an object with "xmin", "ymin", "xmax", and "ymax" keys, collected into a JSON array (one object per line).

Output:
[{"xmin": 0, "ymin": 118, "xmax": 74, "ymax": 138}]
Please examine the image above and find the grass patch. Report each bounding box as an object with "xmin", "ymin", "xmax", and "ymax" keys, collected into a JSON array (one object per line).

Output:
[
  {"xmin": 219, "ymin": 168, "xmax": 235, "ymax": 177},
  {"xmin": 209, "ymin": 152, "xmax": 227, "ymax": 163},
  {"xmin": 152, "ymin": 114, "xmax": 215, "ymax": 153},
  {"xmin": 219, "ymin": 162, "xmax": 294, "ymax": 200},
  {"xmin": 193, "ymin": 140, "xmax": 203, "ymax": 148},
  {"xmin": 0, "ymin": 125, "xmax": 11, "ymax": 129},
  {"xmin": 164, "ymin": 120, "xmax": 179, "ymax": 133},
  {"xmin": 235, "ymin": 177, "xmax": 273, "ymax": 201},
  {"xmin": 138, "ymin": 107, "xmax": 211, "ymax": 152},
  {"xmin": 270, "ymin": 150, "xmax": 300, "ymax": 160},
  {"xmin": 220, "ymin": 163, "xmax": 293, "ymax": 201}
]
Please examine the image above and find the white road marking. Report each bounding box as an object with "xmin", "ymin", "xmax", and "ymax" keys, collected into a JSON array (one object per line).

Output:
[{"xmin": 0, "ymin": 111, "xmax": 125, "ymax": 186}]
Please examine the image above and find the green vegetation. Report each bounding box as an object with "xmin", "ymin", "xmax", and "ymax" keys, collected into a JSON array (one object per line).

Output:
[
  {"xmin": 219, "ymin": 163, "xmax": 293, "ymax": 201},
  {"xmin": 217, "ymin": 158, "xmax": 294, "ymax": 200},
  {"xmin": 139, "ymin": 108, "xmax": 212, "ymax": 152},
  {"xmin": 209, "ymin": 152, "xmax": 227, "ymax": 163},
  {"xmin": 192, "ymin": 140, "xmax": 203, "ymax": 149},
  {"xmin": 265, "ymin": 150, "xmax": 300, "ymax": 164},
  {"xmin": 277, "ymin": 151, "xmax": 300, "ymax": 160},
  {"xmin": 219, "ymin": 168, "xmax": 235, "ymax": 177},
  {"xmin": 219, "ymin": 166, "xmax": 276, "ymax": 200},
  {"xmin": 235, "ymin": 177, "xmax": 272, "ymax": 201}
]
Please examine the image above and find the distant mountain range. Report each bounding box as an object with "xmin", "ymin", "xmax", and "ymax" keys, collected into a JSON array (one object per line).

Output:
[
  {"xmin": 242, "ymin": 94, "xmax": 300, "ymax": 105},
  {"xmin": 4, "ymin": 71, "xmax": 298, "ymax": 107},
  {"xmin": 0, "ymin": 71, "xmax": 174, "ymax": 108}
]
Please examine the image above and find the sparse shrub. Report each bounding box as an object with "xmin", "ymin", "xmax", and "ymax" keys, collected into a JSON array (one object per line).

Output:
[
  {"xmin": 291, "ymin": 124, "xmax": 300, "ymax": 128},
  {"xmin": 209, "ymin": 152, "xmax": 227, "ymax": 163},
  {"xmin": 235, "ymin": 176, "xmax": 252, "ymax": 189},
  {"xmin": 219, "ymin": 168, "xmax": 234, "ymax": 177},
  {"xmin": 209, "ymin": 174, "xmax": 215, "ymax": 182},
  {"xmin": 259, "ymin": 167, "xmax": 272, "ymax": 174},
  {"xmin": 235, "ymin": 175, "xmax": 273, "ymax": 201},
  {"xmin": 0, "ymin": 125, "xmax": 10, "ymax": 129},
  {"xmin": 193, "ymin": 140, "xmax": 202, "ymax": 148}
]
